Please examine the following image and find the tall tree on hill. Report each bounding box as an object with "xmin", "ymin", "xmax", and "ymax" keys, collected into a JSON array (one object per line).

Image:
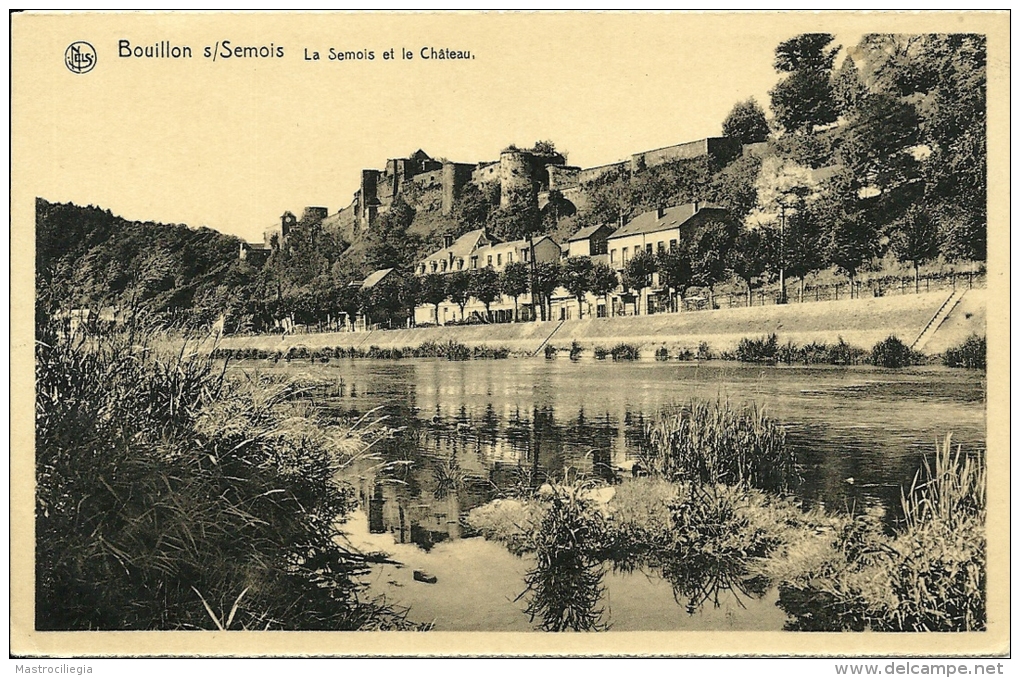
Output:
[
  {"xmin": 487, "ymin": 187, "xmax": 542, "ymax": 242},
  {"xmin": 445, "ymin": 270, "xmax": 472, "ymax": 321},
  {"xmin": 769, "ymin": 33, "xmax": 840, "ymax": 134},
  {"xmin": 839, "ymin": 92, "xmax": 922, "ymax": 194},
  {"xmin": 530, "ymin": 261, "xmax": 561, "ymax": 322},
  {"xmin": 706, "ymin": 154, "xmax": 762, "ymax": 222},
  {"xmin": 589, "ymin": 262, "xmax": 619, "ymax": 318},
  {"xmin": 420, "ymin": 273, "xmax": 448, "ymax": 325},
  {"xmin": 561, "ymin": 257, "xmax": 595, "ymax": 319},
  {"xmin": 451, "ymin": 183, "xmax": 492, "ymax": 235},
  {"xmin": 499, "ymin": 261, "xmax": 530, "ymax": 322},
  {"xmin": 468, "ymin": 267, "xmax": 501, "ymax": 322},
  {"xmin": 722, "ymin": 98, "xmax": 771, "ymax": 144},
  {"xmin": 364, "ymin": 196, "xmax": 418, "ymax": 272}
]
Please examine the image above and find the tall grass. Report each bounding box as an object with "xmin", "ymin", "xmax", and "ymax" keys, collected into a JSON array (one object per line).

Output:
[
  {"xmin": 640, "ymin": 400, "xmax": 797, "ymax": 493},
  {"xmin": 517, "ymin": 485, "xmax": 609, "ymax": 631},
  {"xmin": 35, "ymin": 329, "xmax": 418, "ymax": 630},
  {"xmin": 778, "ymin": 435, "xmax": 986, "ymax": 631}
]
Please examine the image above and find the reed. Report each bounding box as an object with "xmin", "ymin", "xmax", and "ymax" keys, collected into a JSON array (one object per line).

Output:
[
  {"xmin": 35, "ymin": 328, "xmax": 418, "ymax": 631},
  {"xmin": 639, "ymin": 399, "xmax": 797, "ymax": 493}
]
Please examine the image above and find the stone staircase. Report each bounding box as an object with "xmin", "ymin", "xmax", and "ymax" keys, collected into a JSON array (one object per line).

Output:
[{"xmin": 911, "ymin": 289, "xmax": 966, "ymax": 352}]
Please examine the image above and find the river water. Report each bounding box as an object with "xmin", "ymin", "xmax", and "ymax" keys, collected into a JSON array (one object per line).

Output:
[{"xmin": 261, "ymin": 357, "xmax": 986, "ymax": 631}]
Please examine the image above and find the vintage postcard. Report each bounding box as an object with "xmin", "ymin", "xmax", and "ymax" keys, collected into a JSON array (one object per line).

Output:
[{"xmin": 10, "ymin": 11, "xmax": 1009, "ymax": 657}]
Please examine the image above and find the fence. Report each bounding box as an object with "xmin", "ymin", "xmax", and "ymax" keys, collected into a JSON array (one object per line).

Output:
[{"xmin": 705, "ymin": 270, "xmax": 986, "ymax": 312}]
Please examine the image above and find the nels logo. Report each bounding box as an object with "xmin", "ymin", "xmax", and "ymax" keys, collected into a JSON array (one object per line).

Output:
[{"xmin": 65, "ymin": 41, "xmax": 96, "ymax": 74}]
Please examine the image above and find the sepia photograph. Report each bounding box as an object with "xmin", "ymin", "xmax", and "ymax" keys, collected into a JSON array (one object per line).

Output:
[{"xmin": 10, "ymin": 10, "xmax": 1009, "ymax": 659}]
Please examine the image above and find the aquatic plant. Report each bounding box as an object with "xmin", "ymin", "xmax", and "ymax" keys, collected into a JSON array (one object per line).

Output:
[
  {"xmin": 639, "ymin": 400, "xmax": 797, "ymax": 493},
  {"xmin": 610, "ymin": 343, "xmax": 639, "ymax": 361},
  {"xmin": 35, "ymin": 329, "xmax": 418, "ymax": 631},
  {"xmin": 942, "ymin": 334, "xmax": 986, "ymax": 369},
  {"xmin": 518, "ymin": 484, "xmax": 609, "ymax": 631},
  {"xmin": 778, "ymin": 435, "xmax": 986, "ymax": 631}
]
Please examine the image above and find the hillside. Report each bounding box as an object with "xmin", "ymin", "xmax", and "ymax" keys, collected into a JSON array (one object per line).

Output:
[{"xmin": 36, "ymin": 198, "xmax": 249, "ymax": 329}]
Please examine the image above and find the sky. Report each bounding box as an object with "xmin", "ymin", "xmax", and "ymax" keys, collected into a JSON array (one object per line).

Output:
[{"xmin": 11, "ymin": 12, "xmax": 881, "ymax": 243}]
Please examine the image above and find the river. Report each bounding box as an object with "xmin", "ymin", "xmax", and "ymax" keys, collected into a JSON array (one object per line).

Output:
[{"xmin": 255, "ymin": 357, "xmax": 986, "ymax": 631}]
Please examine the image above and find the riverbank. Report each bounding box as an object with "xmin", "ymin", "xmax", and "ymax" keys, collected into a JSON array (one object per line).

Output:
[{"xmin": 217, "ymin": 288, "xmax": 985, "ymax": 358}]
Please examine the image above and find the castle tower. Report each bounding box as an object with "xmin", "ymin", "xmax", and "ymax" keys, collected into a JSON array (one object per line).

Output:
[{"xmin": 499, "ymin": 149, "xmax": 535, "ymax": 208}]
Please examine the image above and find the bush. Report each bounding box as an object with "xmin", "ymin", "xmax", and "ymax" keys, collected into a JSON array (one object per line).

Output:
[
  {"xmin": 870, "ymin": 335, "xmax": 918, "ymax": 368},
  {"xmin": 639, "ymin": 399, "xmax": 797, "ymax": 493},
  {"xmin": 35, "ymin": 330, "xmax": 416, "ymax": 631},
  {"xmin": 610, "ymin": 343, "xmax": 639, "ymax": 361},
  {"xmin": 544, "ymin": 344, "xmax": 558, "ymax": 359},
  {"xmin": 943, "ymin": 335, "xmax": 986, "ymax": 369},
  {"xmin": 736, "ymin": 334, "xmax": 779, "ymax": 363},
  {"xmin": 593, "ymin": 346, "xmax": 609, "ymax": 360},
  {"xmin": 697, "ymin": 342, "xmax": 713, "ymax": 361},
  {"xmin": 654, "ymin": 347, "xmax": 670, "ymax": 361},
  {"xmin": 569, "ymin": 341, "xmax": 583, "ymax": 361}
]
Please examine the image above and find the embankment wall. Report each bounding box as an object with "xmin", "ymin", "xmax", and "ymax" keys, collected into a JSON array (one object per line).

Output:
[{"xmin": 216, "ymin": 289, "xmax": 984, "ymax": 357}]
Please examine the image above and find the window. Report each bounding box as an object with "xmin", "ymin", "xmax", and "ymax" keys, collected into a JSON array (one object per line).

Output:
[
  {"xmin": 522, "ymin": 249, "xmax": 529, "ymax": 262},
  {"xmin": 508, "ymin": 252, "xmax": 513, "ymax": 263},
  {"xmin": 497, "ymin": 253, "xmax": 502, "ymax": 266},
  {"xmin": 487, "ymin": 255, "xmax": 493, "ymax": 267},
  {"xmin": 657, "ymin": 241, "xmax": 665, "ymax": 254},
  {"xmin": 610, "ymin": 249, "xmax": 616, "ymax": 263},
  {"xmin": 431, "ymin": 262, "xmax": 438, "ymax": 273},
  {"xmin": 669, "ymin": 239, "xmax": 677, "ymax": 252},
  {"xmin": 457, "ymin": 258, "xmax": 464, "ymax": 270},
  {"xmin": 646, "ymin": 243, "xmax": 653, "ymax": 255},
  {"xmin": 441, "ymin": 260, "xmax": 447, "ymax": 272},
  {"xmin": 622, "ymin": 247, "xmax": 629, "ymax": 263},
  {"xmin": 470, "ymin": 256, "xmax": 478, "ymax": 269}
]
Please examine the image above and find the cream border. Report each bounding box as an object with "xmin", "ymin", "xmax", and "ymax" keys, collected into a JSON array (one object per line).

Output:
[{"xmin": 10, "ymin": 10, "xmax": 1010, "ymax": 657}]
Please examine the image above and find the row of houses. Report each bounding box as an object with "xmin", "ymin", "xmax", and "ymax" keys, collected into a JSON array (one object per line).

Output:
[{"xmin": 408, "ymin": 201, "xmax": 732, "ymax": 326}]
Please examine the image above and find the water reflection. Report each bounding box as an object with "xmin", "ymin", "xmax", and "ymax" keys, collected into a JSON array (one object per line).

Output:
[{"xmin": 274, "ymin": 358, "xmax": 984, "ymax": 628}]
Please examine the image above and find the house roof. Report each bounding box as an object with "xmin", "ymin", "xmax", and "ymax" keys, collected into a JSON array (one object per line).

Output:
[
  {"xmin": 568, "ymin": 223, "xmax": 610, "ymax": 242},
  {"xmin": 361, "ymin": 268, "xmax": 395, "ymax": 289},
  {"xmin": 473, "ymin": 234, "xmax": 557, "ymax": 258},
  {"xmin": 608, "ymin": 203, "xmax": 728, "ymax": 240},
  {"xmin": 423, "ymin": 229, "xmax": 489, "ymax": 262}
]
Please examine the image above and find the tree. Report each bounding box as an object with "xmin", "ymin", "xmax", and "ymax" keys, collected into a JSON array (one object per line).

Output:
[
  {"xmin": 726, "ymin": 228, "xmax": 776, "ymax": 306},
  {"xmin": 769, "ymin": 33, "xmax": 840, "ymax": 133},
  {"xmin": 420, "ymin": 273, "xmax": 448, "ymax": 325},
  {"xmin": 397, "ymin": 274, "xmax": 421, "ymax": 327},
  {"xmin": 364, "ymin": 196, "xmax": 418, "ymax": 272},
  {"xmin": 722, "ymin": 98, "xmax": 771, "ymax": 144},
  {"xmin": 891, "ymin": 205, "xmax": 940, "ymax": 293},
  {"xmin": 820, "ymin": 172, "xmax": 878, "ymax": 297},
  {"xmin": 561, "ymin": 257, "xmax": 595, "ymax": 319},
  {"xmin": 530, "ymin": 261, "xmax": 561, "ymax": 322},
  {"xmin": 451, "ymin": 183, "xmax": 491, "ymax": 235},
  {"xmin": 839, "ymin": 92, "xmax": 921, "ymax": 193},
  {"xmin": 690, "ymin": 219, "xmax": 737, "ymax": 305},
  {"xmin": 589, "ymin": 262, "xmax": 619, "ymax": 317},
  {"xmin": 445, "ymin": 270, "xmax": 472, "ymax": 321},
  {"xmin": 655, "ymin": 246, "xmax": 693, "ymax": 312},
  {"xmin": 487, "ymin": 188, "xmax": 543, "ymax": 242},
  {"xmin": 623, "ymin": 251, "xmax": 656, "ymax": 315},
  {"xmin": 468, "ymin": 267, "xmax": 501, "ymax": 322},
  {"xmin": 500, "ymin": 261, "xmax": 530, "ymax": 321}
]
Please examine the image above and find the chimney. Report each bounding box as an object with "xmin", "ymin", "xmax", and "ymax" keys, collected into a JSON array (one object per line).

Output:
[
  {"xmin": 443, "ymin": 234, "xmax": 454, "ymax": 248},
  {"xmin": 656, "ymin": 205, "xmax": 666, "ymax": 219},
  {"xmin": 693, "ymin": 200, "xmax": 701, "ymax": 212}
]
